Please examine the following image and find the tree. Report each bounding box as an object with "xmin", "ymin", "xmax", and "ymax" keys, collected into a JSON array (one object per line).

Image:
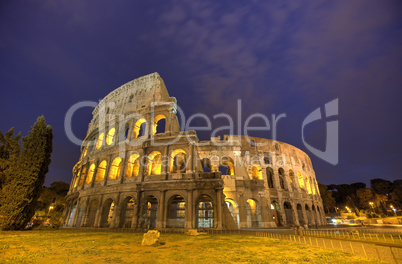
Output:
[
  {"xmin": 318, "ymin": 183, "xmax": 336, "ymax": 214},
  {"xmin": 356, "ymin": 188, "xmax": 373, "ymax": 210},
  {"xmin": 371, "ymin": 178, "xmax": 393, "ymax": 195},
  {"xmin": 0, "ymin": 128, "xmax": 21, "ymax": 190},
  {"xmin": 0, "ymin": 116, "xmax": 53, "ymax": 230}
]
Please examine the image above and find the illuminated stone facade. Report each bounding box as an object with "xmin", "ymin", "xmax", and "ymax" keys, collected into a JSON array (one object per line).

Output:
[{"xmin": 63, "ymin": 73, "xmax": 325, "ymax": 230}]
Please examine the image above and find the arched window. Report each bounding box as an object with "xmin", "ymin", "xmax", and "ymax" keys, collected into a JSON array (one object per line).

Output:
[
  {"xmin": 124, "ymin": 123, "xmax": 129, "ymax": 140},
  {"xmin": 225, "ymin": 198, "xmax": 240, "ymax": 229},
  {"xmin": 101, "ymin": 199, "xmax": 114, "ymax": 228},
  {"xmin": 133, "ymin": 118, "xmax": 146, "ymax": 138},
  {"xmin": 305, "ymin": 175, "xmax": 312, "ymax": 194},
  {"xmin": 201, "ymin": 158, "xmax": 212, "ymax": 172},
  {"xmin": 141, "ymin": 196, "xmax": 158, "ymax": 229},
  {"xmin": 251, "ymin": 165, "xmax": 262, "ymax": 180},
  {"xmin": 85, "ymin": 163, "xmax": 95, "ymax": 184},
  {"xmin": 196, "ymin": 195, "xmax": 214, "ymax": 228},
  {"xmin": 79, "ymin": 166, "xmax": 87, "ymax": 186},
  {"xmin": 279, "ymin": 168, "xmax": 286, "ymax": 190},
  {"xmin": 109, "ymin": 157, "xmax": 122, "ymax": 180},
  {"xmin": 311, "ymin": 177, "xmax": 316, "ymax": 195},
  {"xmin": 220, "ymin": 157, "xmax": 235, "ymax": 175},
  {"xmin": 167, "ymin": 195, "xmax": 186, "ymax": 228},
  {"xmin": 298, "ymin": 171, "xmax": 305, "ymax": 188},
  {"xmin": 266, "ymin": 168, "xmax": 274, "ymax": 188},
  {"xmin": 96, "ymin": 133, "xmax": 104, "ymax": 150},
  {"xmin": 284, "ymin": 202, "xmax": 293, "ymax": 225},
  {"xmin": 246, "ymin": 199, "xmax": 262, "ymax": 228},
  {"xmin": 96, "ymin": 160, "xmax": 107, "ymax": 182},
  {"xmin": 106, "ymin": 128, "xmax": 115, "ymax": 145},
  {"xmin": 153, "ymin": 114, "xmax": 166, "ymax": 134},
  {"xmin": 146, "ymin": 151, "xmax": 162, "ymax": 175},
  {"xmin": 126, "ymin": 154, "xmax": 140, "ymax": 177},
  {"xmin": 128, "ymin": 94, "xmax": 134, "ymax": 103},
  {"xmin": 120, "ymin": 197, "xmax": 135, "ymax": 228},
  {"xmin": 86, "ymin": 199, "xmax": 98, "ymax": 227},
  {"xmin": 250, "ymin": 140, "xmax": 255, "ymax": 147},
  {"xmin": 264, "ymin": 155, "xmax": 270, "ymax": 165},
  {"xmin": 170, "ymin": 149, "xmax": 187, "ymax": 173}
]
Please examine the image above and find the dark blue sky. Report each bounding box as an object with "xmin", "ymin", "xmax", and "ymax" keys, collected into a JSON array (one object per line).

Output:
[{"xmin": 1, "ymin": 1, "xmax": 401, "ymax": 186}]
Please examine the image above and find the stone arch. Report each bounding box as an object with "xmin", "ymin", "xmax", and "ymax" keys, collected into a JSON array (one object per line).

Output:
[
  {"xmin": 141, "ymin": 196, "xmax": 158, "ymax": 230},
  {"xmin": 109, "ymin": 157, "xmax": 122, "ymax": 180},
  {"xmin": 246, "ymin": 199, "xmax": 262, "ymax": 228},
  {"xmin": 96, "ymin": 132, "xmax": 104, "ymax": 150},
  {"xmin": 220, "ymin": 156, "xmax": 235, "ymax": 175},
  {"xmin": 251, "ymin": 165, "xmax": 262, "ymax": 180},
  {"xmin": 201, "ymin": 158, "xmax": 212, "ymax": 172},
  {"xmin": 305, "ymin": 175, "xmax": 312, "ymax": 194},
  {"xmin": 166, "ymin": 195, "xmax": 186, "ymax": 228},
  {"xmin": 85, "ymin": 163, "xmax": 95, "ymax": 184},
  {"xmin": 305, "ymin": 204, "xmax": 313, "ymax": 225},
  {"xmin": 271, "ymin": 201, "xmax": 282, "ymax": 226},
  {"xmin": 75, "ymin": 200, "xmax": 87, "ymax": 227},
  {"xmin": 79, "ymin": 165, "xmax": 88, "ymax": 186},
  {"xmin": 298, "ymin": 171, "xmax": 305, "ymax": 189},
  {"xmin": 266, "ymin": 167, "xmax": 274, "ymax": 188},
  {"xmin": 128, "ymin": 94, "xmax": 134, "ymax": 103},
  {"xmin": 86, "ymin": 199, "xmax": 99, "ymax": 227},
  {"xmin": 195, "ymin": 194, "xmax": 214, "ymax": 228},
  {"xmin": 119, "ymin": 196, "xmax": 135, "ymax": 228},
  {"xmin": 170, "ymin": 149, "xmax": 187, "ymax": 173},
  {"xmin": 278, "ymin": 168, "xmax": 286, "ymax": 190},
  {"xmin": 284, "ymin": 201, "xmax": 294, "ymax": 225},
  {"xmin": 297, "ymin": 204, "xmax": 305, "ymax": 226},
  {"xmin": 312, "ymin": 205, "xmax": 318, "ymax": 224},
  {"xmin": 126, "ymin": 153, "xmax": 140, "ymax": 177},
  {"xmin": 96, "ymin": 160, "xmax": 107, "ymax": 182},
  {"xmin": 153, "ymin": 114, "xmax": 166, "ymax": 134},
  {"xmin": 101, "ymin": 198, "xmax": 115, "ymax": 228},
  {"xmin": 225, "ymin": 198, "xmax": 240, "ymax": 229},
  {"xmin": 67, "ymin": 202, "xmax": 77, "ymax": 227},
  {"xmin": 106, "ymin": 128, "xmax": 115, "ymax": 145},
  {"xmin": 146, "ymin": 151, "xmax": 162, "ymax": 175},
  {"xmin": 289, "ymin": 170, "xmax": 295, "ymax": 190},
  {"xmin": 133, "ymin": 118, "xmax": 147, "ymax": 138}
]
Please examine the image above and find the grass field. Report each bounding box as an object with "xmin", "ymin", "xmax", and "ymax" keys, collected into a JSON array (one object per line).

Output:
[{"xmin": 0, "ymin": 230, "xmax": 383, "ymax": 263}]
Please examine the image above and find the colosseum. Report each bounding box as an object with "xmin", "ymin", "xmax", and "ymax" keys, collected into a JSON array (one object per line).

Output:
[{"xmin": 63, "ymin": 72, "xmax": 326, "ymax": 230}]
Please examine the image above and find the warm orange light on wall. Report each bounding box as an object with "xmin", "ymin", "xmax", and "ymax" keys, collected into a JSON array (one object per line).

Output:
[
  {"xmin": 126, "ymin": 153, "xmax": 140, "ymax": 177},
  {"xmin": 251, "ymin": 165, "xmax": 262, "ymax": 180},
  {"xmin": 86, "ymin": 163, "xmax": 95, "ymax": 184},
  {"xmin": 96, "ymin": 133, "xmax": 104, "ymax": 150},
  {"xmin": 109, "ymin": 157, "xmax": 122, "ymax": 179},
  {"xmin": 106, "ymin": 128, "xmax": 115, "ymax": 145},
  {"xmin": 147, "ymin": 151, "xmax": 162, "ymax": 175},
  {"xmin": 96, "ymin": 160, "xmax": 107, "ymax": 182}
]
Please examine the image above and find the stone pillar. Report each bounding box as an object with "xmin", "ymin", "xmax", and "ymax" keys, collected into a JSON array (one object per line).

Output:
[
  {"xmin": 94, "ymin": 195, "xmax": 104, "ymax": 227},
  {"xmin": 238, "ymin": 194, "xmax": 247, "ymax": 228},
  {"xmin": 103, "ymin": 155, "xmax": 114, "ymax": 186},
  {"xmin": 259, "ymin": 195, "xmax": 273, "ymax": 228},
  {"xmin": 110, "ymin": 193, "xmax": 121, "ymax": 228},
  {"xmin": 156, "ymin": 191, "xmax": 165, "ymax": 229},
  {"xmin": 72, "ymin": 198, "xmax": 82, "ymax": 227},
  {"xmin": 185, "ymin": 189, "xmax": 193, "ymax": 228},
  {"xmin": 82, "ymin": 197, "xmax": 91, "ymax": 227},
  {"xmin": 216, "ymin": 189, "xmax": 223, "ymax": 229}
]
